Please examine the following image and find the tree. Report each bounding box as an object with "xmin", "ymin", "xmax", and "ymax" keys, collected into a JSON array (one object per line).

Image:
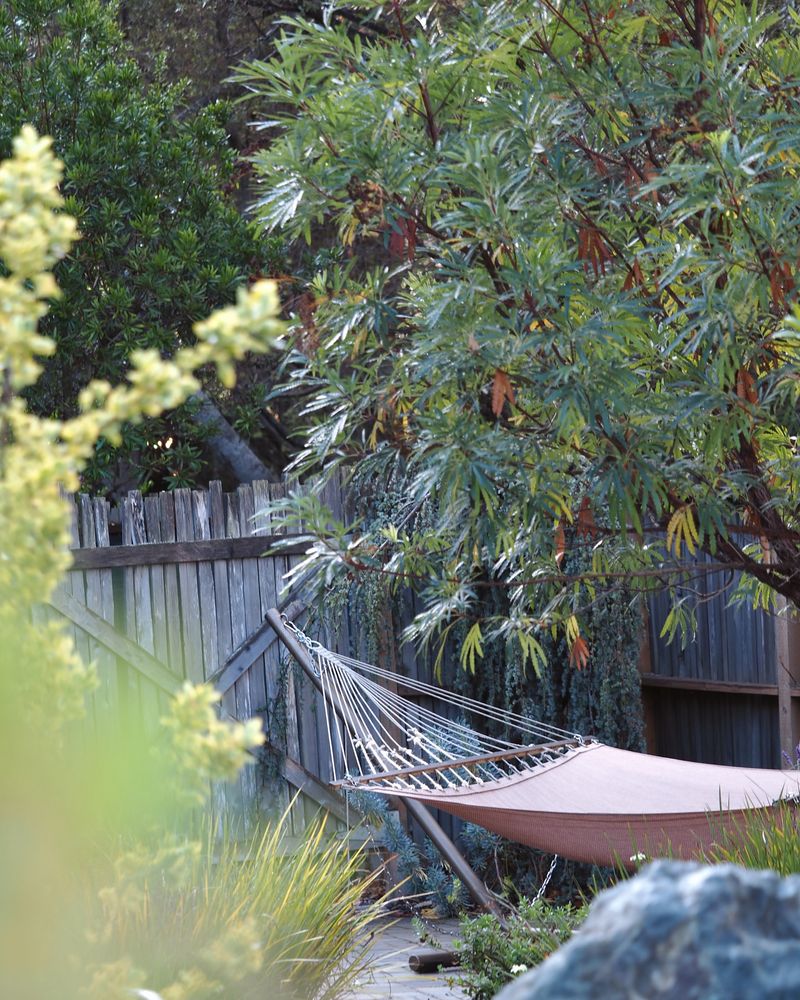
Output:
[
  {"xmin": 0, "ymin": 0, "xmax": 281, "ymax": 492},
  {"xmin": 237, "ymin": 1, "xmax": 800, "ymax": 668}
]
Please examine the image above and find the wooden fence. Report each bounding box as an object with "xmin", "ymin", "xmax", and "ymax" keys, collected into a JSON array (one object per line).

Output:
[
  {"xmin": 643, "ymin": 562, "xmax": 800, "ymax": 768},
  {"xmin": 49, "ymin": 478, "xmax": 357, "ymax": 841},
  {"xmin": 53, "ymin": 478, "xmax": 799, "ymax": 843}
]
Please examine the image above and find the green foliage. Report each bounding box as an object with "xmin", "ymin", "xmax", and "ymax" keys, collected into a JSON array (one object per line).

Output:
[
  {"xmin": 239, "ymin": 0, "xmax": 800, "ymax": 666},
  {"xmin": 0, "ymin": 0, "xmax": 279, "ymax": 491},
  {"xmin": 454, "ymin": 897, "xmax": 587, "ymax": 1000},
  {"xmin": 94, "ymin": 810, "xmax": 381, "ymax": 1000},
  {"xmin": 704, "ymin": 799, "xmax": 800, "ymax": 876}
]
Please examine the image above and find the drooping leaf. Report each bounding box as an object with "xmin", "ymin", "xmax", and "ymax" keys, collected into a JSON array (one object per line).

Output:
[{"xmin": 491, "ymin": 369, "xmax": 515, "ymax": 417}]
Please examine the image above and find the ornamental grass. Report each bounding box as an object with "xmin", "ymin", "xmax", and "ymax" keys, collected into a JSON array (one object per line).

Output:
[{"xmin": 97, "ymin": 806, "xmax": 382, "ymax": 1000}]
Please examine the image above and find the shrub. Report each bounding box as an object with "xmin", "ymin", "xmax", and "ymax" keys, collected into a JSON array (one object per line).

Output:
[
  {"xmin": 454, "ymin": 898, "xmax": 588, "ymax": 1000},
  {"xmin": 0, "ymin": 0, "xmax": 281, "ymax": 491},
  {"xmin": 347, "ymin": 789, "xmax": 467, "ymax": 916}
]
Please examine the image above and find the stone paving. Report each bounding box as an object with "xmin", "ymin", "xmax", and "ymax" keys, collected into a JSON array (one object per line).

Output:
[{"xmin": 348, "ymin": 917, "xmax": 467, "ymax": 1000}]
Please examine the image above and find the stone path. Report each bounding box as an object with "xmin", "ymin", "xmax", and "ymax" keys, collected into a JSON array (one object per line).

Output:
[{"xmin": 348, "ymin": 917, "xmax": 467, "ymax": 1000}]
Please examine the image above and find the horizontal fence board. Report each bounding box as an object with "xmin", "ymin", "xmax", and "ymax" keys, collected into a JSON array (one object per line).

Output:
[
  {"xmin": 641, "ymin": 673, "xmax": 800, "ymax": 698},
  {"xmin": 68, "ymin": 535, "xmax": 307, "ymax": 570}
]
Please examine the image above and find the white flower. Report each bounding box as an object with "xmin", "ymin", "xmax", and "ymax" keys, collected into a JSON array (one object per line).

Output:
[
  {"xmin": 629, "ymin": 852, "xmax": 648, "ymax": 863},
  {"xmin": 510, "ymin": 964, "xmax": 528, "ymax": 975}
]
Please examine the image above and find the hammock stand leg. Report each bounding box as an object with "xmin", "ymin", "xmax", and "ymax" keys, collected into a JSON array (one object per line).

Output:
[{"xmin": 266, "ymin": 607, "xmax": 504, "ymax": 921}]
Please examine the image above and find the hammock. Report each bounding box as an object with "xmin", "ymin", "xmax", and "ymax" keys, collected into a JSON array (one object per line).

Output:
[{"xmin": 284, "ymin": 622, "xmax": 800, "ymax": 868}]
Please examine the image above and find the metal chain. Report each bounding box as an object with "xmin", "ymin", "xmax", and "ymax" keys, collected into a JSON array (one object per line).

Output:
[
  {"xmin": 281, "ymin": 614, "xmax": 323, "ymax": 651},
  {"xmin": 534, "ymin": 854, "xmax": 558, "ymax": 902}
]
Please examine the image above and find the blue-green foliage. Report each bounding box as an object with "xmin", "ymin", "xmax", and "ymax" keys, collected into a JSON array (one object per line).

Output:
[{"xmin": 348, "ymin": 789, "xmax": 467, "ymax": 916}]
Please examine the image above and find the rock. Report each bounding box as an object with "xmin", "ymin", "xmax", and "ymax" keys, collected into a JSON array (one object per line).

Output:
[{"xmin": 496, "ymin": 860, "xmax": 800, "ymax": 1000}]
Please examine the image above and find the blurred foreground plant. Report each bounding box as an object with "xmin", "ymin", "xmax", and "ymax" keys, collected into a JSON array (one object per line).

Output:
[
  {"xmin": 94, "ymin": 809, "xmax": 381, "ymax": 1000},
  {"xmin": 0, "ymin": 127, "xmax": 375, "ymax": 999}
]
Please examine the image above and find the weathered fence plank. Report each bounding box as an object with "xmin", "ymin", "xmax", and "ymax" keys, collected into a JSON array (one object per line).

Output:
[
  {"xmin": 143, "ymin": 495, "xmax": 170, "ymax": 668},
  {"xmin": 79, "ymin": 495, "xmax": 119, "ymax": 721},
  {"xmin": 174, "ymin": 489, "xmax": 205, "ymax": 685},
  {"xmin": 193, "ymin": 489, "xmax": 220, "ymax": 681},
  {"xmin": 158, "ymin": 490, "xmax": 185, "ymax": 681},
  {"xmin": 68, "ymin": 534, "xmax": 304, "ymax": 569}
]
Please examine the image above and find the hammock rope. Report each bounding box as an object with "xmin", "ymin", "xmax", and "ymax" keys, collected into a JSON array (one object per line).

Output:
[{"xmin": 282, "ymin": 618, "xmax": 586, "ymax": 792}]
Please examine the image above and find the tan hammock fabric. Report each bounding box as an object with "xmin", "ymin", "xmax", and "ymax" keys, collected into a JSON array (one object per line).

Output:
[{"xmin": 373, "ymin": 743, "xmax": 800, "ymax": 866}]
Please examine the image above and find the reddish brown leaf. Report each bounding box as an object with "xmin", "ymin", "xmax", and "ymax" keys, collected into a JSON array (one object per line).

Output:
[
  {"xmin": 652, "ymin": 267, "xmax": 662, "ymax": 293},
  {"xmin": 295, "ymin": 291, "xmax": 319, "ymax": 354},
  {"xmin": 491, "ymin": 369, "xmax": 515, "ymax": 417},
  {"xmin": 389, "ymin": 225, "xmax": 405, "ymax": 258},
  {"xmin": 768, "ymin": 260, "xmax": 794, "ymax": 309},
  {"xmin": 589, "ymin": 151, "xmax": 610, "ymax": 178},
  {"xmin": 641, "ymin": 159, "xmax": 659, "ymax": 204},
  {"xmin": 622, "ymin": 258, "xmax": 646, "ymax": 293},
  {"xmin": 736, "ymin": 367, "xmax": 758, "ymax": 405},
  {"xmin": 388, "ymin": 217, "xmax": 418, "ymax": 261},
  {"xmin": 576, "ymin": 497, "xmax": 598, "ymax": 540},
  {"xmin": 405, "ymin": 217, "xmax": 417, "ymax": 262},
  {"xmin": 569, "ymin": 636, "xmax": 590, "ymax": 670},
  {"xmin": 554, "ymin": 521, "xmax": 567, "ymax": 567},
  {"xmin": 577, "ymin": 223, "xmax": 612, "ymax": 277},
  {"xmin": 624, "ymin": 161, "xmax": 658, "ymax": 205},
  {"xmin": 769, "ymin": 267, "xmax": 782, "ymax": 309}
]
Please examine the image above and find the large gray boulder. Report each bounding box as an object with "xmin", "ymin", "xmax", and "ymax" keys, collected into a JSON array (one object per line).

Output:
[{"xmin": 496, "ymin": 860, "xmax": 800, "ymax": 1000}]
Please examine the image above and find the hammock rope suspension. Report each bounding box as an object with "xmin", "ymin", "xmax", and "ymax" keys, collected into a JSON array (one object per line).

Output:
[{"xmin": 282, "ymin": 617, "xmax": 586, "ymax": 792}]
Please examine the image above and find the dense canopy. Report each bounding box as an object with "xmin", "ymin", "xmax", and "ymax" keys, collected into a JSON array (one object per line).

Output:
[{"xmin": 238, "ymin": 0, "xmax": 800, "ymax": 667}]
